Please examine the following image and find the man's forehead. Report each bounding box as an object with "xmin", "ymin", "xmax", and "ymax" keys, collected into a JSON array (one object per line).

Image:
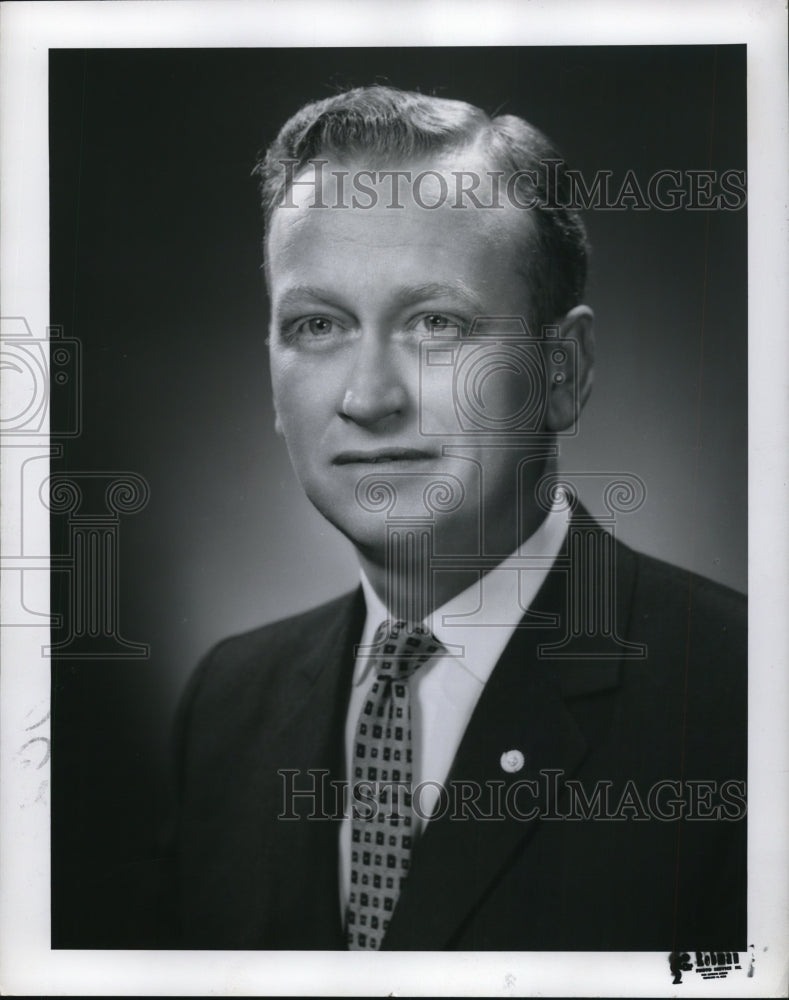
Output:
[{"xmin": 267, "ymin": 151, "xmax": 535, "ymax": 252}]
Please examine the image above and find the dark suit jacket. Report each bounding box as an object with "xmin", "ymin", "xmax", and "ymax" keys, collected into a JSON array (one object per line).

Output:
[{"xmin": 165, "ymin": 516, "xmax": 746, "ymax": 951}]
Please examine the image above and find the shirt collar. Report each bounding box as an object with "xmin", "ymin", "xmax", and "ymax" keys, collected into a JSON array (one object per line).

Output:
[{"xmin": 354, "ymin": 498, "xmax": 568, "ymax": 687}]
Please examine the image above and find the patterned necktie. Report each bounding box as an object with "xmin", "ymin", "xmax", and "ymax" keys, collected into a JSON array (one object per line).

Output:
[{"xmin": 345, "ymin": 619, "xmax": 444, "ymax": 950}]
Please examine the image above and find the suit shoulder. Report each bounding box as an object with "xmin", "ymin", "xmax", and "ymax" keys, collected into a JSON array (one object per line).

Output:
[
  {"xmin": 205, "ymin": 588, "xmax": 361, "ymax": 669},
  {"xmin": 614, "ymin": 544, "xmax": 747, "ymax": 776},
  {"xmin": 622, "ymin": 544, "xmax": 746, "ymax": 710},
  {"xmin": 627, "ymin": 545, "xmax": 746, "ymax": 628},
  {"xmin": 180, "ymin": 588, "xmax": 362, "ymax": 719}
]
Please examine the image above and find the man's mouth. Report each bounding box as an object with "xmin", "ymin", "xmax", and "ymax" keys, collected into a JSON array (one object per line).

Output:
[{"xmin": 332, "ymin": 448, "xmax": 435, "ymax": 465}]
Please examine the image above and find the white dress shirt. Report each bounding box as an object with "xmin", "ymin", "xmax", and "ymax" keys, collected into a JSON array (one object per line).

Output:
[{"xmin": 338, "ymin": 501, "xmax": 568, "ymax": 916}]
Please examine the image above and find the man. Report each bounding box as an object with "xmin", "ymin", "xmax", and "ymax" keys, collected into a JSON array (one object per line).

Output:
[{"xmin": 166, "ymin": 86, "xmax": 746, "ymax": 952}]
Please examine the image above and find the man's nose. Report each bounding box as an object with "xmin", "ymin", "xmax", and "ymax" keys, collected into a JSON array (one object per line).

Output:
[{"xmin": 339, "ymin": 335, "xmax": 409, "ymax": 427}]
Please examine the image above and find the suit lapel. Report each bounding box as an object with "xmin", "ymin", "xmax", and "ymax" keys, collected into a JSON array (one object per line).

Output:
[
  {"xmin": 381, "ymin": 522, "xmax": 638, "ymax": 950},
  {"xmin": 255, "ymin": 588, "xmax": 365, "ymax": 948}
]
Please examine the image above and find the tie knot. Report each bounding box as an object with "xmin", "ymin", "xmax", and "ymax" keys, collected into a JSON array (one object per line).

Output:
[{"xmin": 371, "ymin": 619, "xmax": 444, "ymax": 681}]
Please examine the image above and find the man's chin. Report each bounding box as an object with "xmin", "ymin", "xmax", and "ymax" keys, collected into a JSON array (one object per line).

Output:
[
  {"xmin": 309, "ymin": 504, "xmax": 391, "ymax": 563},
  {"xmin": 305, "ymin": 494, "xmax": 481, "ymax": 565},
  {"xmin": 305, "ymin": 484, "xmax": 445, "ymax": 551}
]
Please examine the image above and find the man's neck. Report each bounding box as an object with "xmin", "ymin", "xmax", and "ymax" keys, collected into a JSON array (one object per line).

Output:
[{"xmin": 356, "ymin": 501, "xmax": 553, "ymax": 621}]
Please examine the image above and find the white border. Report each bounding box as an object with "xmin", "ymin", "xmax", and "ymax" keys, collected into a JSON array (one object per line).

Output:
[{"xmin": 1, "ymin": 0, "xmax": 787, "ymax": 996}]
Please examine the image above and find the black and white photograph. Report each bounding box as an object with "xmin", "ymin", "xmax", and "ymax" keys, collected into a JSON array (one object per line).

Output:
[{"xmin": 1, "ymin": 2, "xmax": 787, "ymax": 996}]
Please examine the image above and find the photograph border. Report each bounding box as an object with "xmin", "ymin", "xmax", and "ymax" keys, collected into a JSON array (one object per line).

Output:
[{"xmin": 1, "ymin": 1, "xmax": 787, "ymax": 996}]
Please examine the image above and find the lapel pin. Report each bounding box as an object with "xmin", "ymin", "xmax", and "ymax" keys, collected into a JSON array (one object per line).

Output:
[{"xmin": 500, "ymin": 749, "xmax": 525, "ymax": 773}]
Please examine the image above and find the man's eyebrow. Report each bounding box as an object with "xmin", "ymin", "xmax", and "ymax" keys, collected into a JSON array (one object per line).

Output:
[
  {"xmin": 394, "ymin": 282, "xmax": 487, "ymax": 315},
  {"xmin": 273, "ymin": 282, "xmax": 487, "ymax": 315},
  {"xmin": 273, "ymin": 286, "xmax": 346, "ymax": 312}
]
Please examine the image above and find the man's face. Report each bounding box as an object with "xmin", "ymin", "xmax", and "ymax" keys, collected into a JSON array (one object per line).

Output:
[{"xmin": 267, "ymin": 154, "xmax": 575, "ymax": 562}]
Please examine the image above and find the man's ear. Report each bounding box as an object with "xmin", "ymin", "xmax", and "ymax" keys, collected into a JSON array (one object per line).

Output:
[{"xmin": 545, "ymin": 305, "xmax": 595, "ymax": 433}]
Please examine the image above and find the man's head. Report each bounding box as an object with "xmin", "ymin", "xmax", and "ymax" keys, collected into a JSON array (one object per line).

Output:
[
  {"xmin": 255, "ymin": 85, "xmax": 588, "ymax": 334},
  {"xmin": 255, "ymin": 86, "xmax": 594, "ymax": 573}
]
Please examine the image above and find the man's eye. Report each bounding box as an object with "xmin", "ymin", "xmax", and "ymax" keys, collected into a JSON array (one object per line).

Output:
[
  {"xmin": 296, "ymin": 316, "xmax": 336, "ymax": 336},
  {"xmin": 424, "ymin": 314, "xmax": 450, "ymax": 330},
  {"xmin": 417, "ymin": 313, "xmax": 459, "ymax": 333}
]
